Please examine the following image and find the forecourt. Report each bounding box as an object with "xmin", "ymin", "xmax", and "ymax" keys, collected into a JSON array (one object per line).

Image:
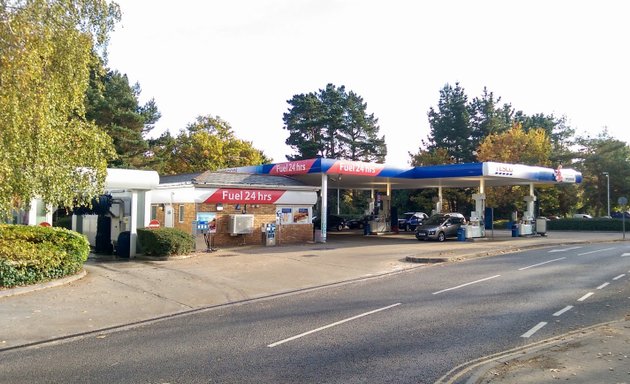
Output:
[{"xmin": 226, "ymin": 159, "xmax": 581, "ymax": 242}]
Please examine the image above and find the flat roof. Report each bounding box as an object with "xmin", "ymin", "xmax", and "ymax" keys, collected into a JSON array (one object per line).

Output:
[{"xmin": 223, "ymin": 159, "xmax": 581, "ymax": 190}]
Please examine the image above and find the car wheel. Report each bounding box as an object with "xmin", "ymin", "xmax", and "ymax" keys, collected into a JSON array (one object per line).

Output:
[
  {"xmin": 337, "ymin": 224, "xmax": 343, "ymax": 231},
  {"xmin": 358, "ymin": 223, "xmax": 363, "ymax": 229},
  {"xmin": 437, "ymin": 232, "xmax": 446, "ymax": 242}
]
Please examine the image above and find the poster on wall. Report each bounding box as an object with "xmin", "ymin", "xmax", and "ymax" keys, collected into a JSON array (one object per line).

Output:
[
  {"xmin": 276, "ymin": 207, "xmax": 310, "ymax": 224},
  {"xmin": 294, "ymin": 208, "xmax": 310, "ymax": 224},
  {"xmin": 278, "ymin": 207, "xmax": 292, "ymax": 224},
  {"xmin": 196, "ymin": 212, "xmax": 217, "ymax": 233}
]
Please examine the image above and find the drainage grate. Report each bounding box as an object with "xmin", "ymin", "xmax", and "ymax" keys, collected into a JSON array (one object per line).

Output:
[{"xmin": 301, "ymin": 254, "xmax": 318, "ymax": 258}]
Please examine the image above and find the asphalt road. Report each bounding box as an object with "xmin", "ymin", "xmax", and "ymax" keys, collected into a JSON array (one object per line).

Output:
[{"xmin": 2, "ymin": 243, "xmax": 629, "ymax": 383}]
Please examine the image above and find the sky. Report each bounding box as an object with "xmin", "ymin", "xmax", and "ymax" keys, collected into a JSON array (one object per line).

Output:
[{"xmin": 107, "ymin": 0, "xmax": 630, "ymax": 166}]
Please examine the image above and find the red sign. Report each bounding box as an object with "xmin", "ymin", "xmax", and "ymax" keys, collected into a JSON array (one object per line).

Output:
[
  {"xmin": 39, "ymin": 222, "xmax": 51, "ymax": 227},
  {"xmin": 327, "ymin": 160, "xmax": 385, "ymax": 176},
  {"xmin": 269, "ymin": 159, "xmax": 316, "ymax": 175},
  {"xmin": 147, "ymin": 219, "xmax": 160, "ymax": 228},
  {"xmin": 204, "ymin": 188, "xmax": 286, "ymax": 204}
]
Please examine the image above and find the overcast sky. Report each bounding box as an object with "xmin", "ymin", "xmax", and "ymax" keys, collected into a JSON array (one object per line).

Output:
[{"xmin": 107, "ymin": 0, "xmax": 629, "ymax": 166}]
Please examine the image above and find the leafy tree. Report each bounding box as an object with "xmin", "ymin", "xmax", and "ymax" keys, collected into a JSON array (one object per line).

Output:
[
  {"xmin": 476, "ymin": 123, "xmax": 557, "ymax": 217},
  {"xmin": 283, "ymin": 83, "xmax": 386, "ymax": 162},
  {"xmin": 149, "ymin": 115, "xmax": 271, "ymax": 175},
  {"xmin": 574, "ymin": 130, "xmax": 630, "ymax": 216},
  {"xmin": 514, "ymin": 112, "xmax": 576, "ymax": 166},
  {"xmin": 0, "ymin": 0, "xmax": 120, "ymax": 220},
  {"xmin": 85, "ymin": 66, "xmax": 161, "ymax": 168}
]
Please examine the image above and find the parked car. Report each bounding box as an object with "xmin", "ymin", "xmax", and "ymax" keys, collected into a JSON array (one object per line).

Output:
[
  {"xmin": 398, "ymin": 212, "xmax": 429, "ymax": 231},
  {"xmin": 415, "ymin": 213, "xmax": 465, "ymax": 242},
  {"xmin": 312, "ymin": 215, "xmax": 346, "ymax": 231},
  {"xmin": 346, "ymin": 215, "xmax": 373, "ymax": 229},
  {"xmin": 611, "ymin": 211, "xmax": 630, "ymax": 219},
  {"xmin": 572, "ymin": 213, "xmax": 593, "ymax": 219}
]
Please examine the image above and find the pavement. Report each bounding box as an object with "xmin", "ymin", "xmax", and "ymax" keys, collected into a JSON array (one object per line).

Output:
[{"xmin": 1, "ymin": 229, "xmax": 629, "ymax": 383}]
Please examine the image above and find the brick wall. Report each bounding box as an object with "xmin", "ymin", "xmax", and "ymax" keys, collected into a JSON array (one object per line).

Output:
[{"xmin": 277, "ymin": 224, "xmax": 314, "ymax": 245}]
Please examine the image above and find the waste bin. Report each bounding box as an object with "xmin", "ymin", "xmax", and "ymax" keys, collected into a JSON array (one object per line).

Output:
[
  {"xmin": 511, "ymin": 224, "xmax": 519, "ymax": 237},
  {"xmin": 116, "ymin": 231, "xmax": 131, "ymax": 258},
  {"xmin": 459, "ymin": 227, "xmax": 467, "ymax": 241}
]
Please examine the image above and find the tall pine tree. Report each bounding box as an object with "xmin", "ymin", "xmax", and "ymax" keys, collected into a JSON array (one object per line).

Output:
[
  {"xmin": 85, "ymin": 66, "xmax": 161, "ymax": 168},
  {"xmin": 425, "ymin": 83, "xmax": 473, "ymax": 163},
  {"xmin": 283, "ymin": 84, "xmax": 386, "ymax": 162}
]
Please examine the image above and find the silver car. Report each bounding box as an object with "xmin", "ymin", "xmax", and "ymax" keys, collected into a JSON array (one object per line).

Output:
[{"xmin": 415, "ymin": 213, "xmax": 465, "ymax": 242}]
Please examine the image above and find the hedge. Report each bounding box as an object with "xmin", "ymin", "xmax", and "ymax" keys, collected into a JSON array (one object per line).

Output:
[
  {"xmin": 0, "ymin": 224, "xmax": 89, "ymax": 288},
  {"xmin": 492, "ymin": 218, "xmax": 626, "ymax": 231},
  {"xmin": 137, "ymin": 227, "xmax": 195, "ymax": 257},
  {"xmin": 547, "ymin": 218, "xmax": 627, "ymax": 231}
]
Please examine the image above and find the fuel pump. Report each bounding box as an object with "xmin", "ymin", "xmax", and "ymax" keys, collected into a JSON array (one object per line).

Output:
[
  {"xmin": 519, "ymin": 195, "xmax": 536, "ymax": 236},
  {"xmin": 467, "ymin": 193, "xmax": 486, "ymax": 238}
]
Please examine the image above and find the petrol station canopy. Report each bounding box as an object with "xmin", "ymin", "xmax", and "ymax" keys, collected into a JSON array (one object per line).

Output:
[{"xmin": 223, "ymin": 158, "xmax": 582, "ymax": 190}]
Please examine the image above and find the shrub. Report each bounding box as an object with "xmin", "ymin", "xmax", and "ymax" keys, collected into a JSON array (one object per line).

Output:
[
  {"xmin": 0, "ymin": 224, "xmax": 89, "ymax": 288},
  {"xmin": 137, "ymin": 228, "xmax": 195, "ymax": 257},
  {"xmin": 547, "ymin": 218, "xmax": 625, "ymax": 231}
]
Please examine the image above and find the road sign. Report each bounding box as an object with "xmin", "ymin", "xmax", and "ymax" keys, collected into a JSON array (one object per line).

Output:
[
  {"xmin": 618, "ymin": 196, "xmax": 627, "ymax": 206},
  {"xmin": 147, "ymin": 219, "xmax": 160, "ymax": 228}
]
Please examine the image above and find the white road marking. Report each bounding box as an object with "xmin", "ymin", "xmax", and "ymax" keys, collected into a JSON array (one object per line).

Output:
[
  {"xmin": 597, "ymin": 282, "xmax": 610, "ymax": 289},
  {"xmin": 432, "ymin": 275, "xmax": 501, "ymax": 295},
  {"xmin": 521, "ymin": 322, "xmax": 548, "ymax": 338},
  {"xmin": 518, "ymin": 257, "xmax": 566, "ymax": 271},
  {"xmin": 612, "ymin": 274, "xmax": 626, "ymax": 281},
  {"xmin": 578, "ymin": 292, "xmax": 594, "ymax": 302},
  {"xmin": 621, "ymin": 253, "xmax": 630, "ymax": 257},
  {"xmin": 267, "ymin": 303, "xmax": 401, "ymax": 348},
  {"xmin": 577, "ymin": 247, "xmax": 616, "ymax": 256},
  {"xmin": 549, "ymin": 246, "xmax": 582, "ymax": 253},
  {"xmin": 553, "ymin": 305, "xmax": 574, "ymax": 317}
]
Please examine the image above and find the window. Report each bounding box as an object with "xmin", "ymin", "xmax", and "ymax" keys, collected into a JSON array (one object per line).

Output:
[
  {"xmin": 178, "ymin": 205, "xmax": 185, "ymax": 223},
  {"xmin": 151, "ymin": 205, "xmax": 158, "ymax": 220}
]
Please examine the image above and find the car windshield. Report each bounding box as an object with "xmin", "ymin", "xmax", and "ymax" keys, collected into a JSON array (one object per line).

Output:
[{"xmin": 424, "ymin": 215, "xmax": 447, "ymax": 225}]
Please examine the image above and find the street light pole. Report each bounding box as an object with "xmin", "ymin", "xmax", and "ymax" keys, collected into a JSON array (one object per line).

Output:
[{"xmin": 603, "ymin": 172, "xmax": 610, "ymax": 217}]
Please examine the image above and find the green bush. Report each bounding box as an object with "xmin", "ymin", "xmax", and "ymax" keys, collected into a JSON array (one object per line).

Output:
[
  {"xmin": 137, "ymin": 228, "xmax": 195, "ymax": 257},
  {"xmin": 0, "ymin": 224, "xmax": 89, "ymax": 288}
]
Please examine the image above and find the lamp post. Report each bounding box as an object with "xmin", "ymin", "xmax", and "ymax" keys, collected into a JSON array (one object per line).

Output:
[{"xmin": 603, "ymin": 172, "xmax": 610, "ymax": 217}]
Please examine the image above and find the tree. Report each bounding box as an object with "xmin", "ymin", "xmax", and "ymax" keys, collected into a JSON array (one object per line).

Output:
[
  {"xmin": 468, "ymin": 87, "xmax": 511, "ymax": 151},
  {"xmin": 476, "ymin": 123, "xmax": 556, "ymax": 217},
  {"xmin": 148, "ymin": 115, "xmax": 271, "ymax": 175},
  {"xmin": 574, "ymin": 130, "xmax": 630, "ymax": 216},
  {"xmin": 0, "ymin": 0, "xmax": 120, "ymax": 220},
  {"xmin": 283, "ymin": 83, "xmax": 386, "ymax": 162},
  {"xmin": 85, "ymin": 66, "xmax": 161, "ymax": 168},
  {"xmin": 425, "ymin": 83, "xmax": 473, "ymax": 163}
]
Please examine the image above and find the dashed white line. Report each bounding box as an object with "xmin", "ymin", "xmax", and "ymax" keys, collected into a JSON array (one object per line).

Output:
[
  {"xmin": 577, "ymin": 247, "xmax": 616, "ymax": 256},
  {"xmin": 597, "ymin": 282, "xmax": 610, "ymax": 289},
  {"xmin": 267, "ymin": 303, "xmax": 401, "ymax": 348},
  {"xmin": 521, "ymin": 322, "xmax": 548, "ymax": 338},
  {"xmin": 549, "ymin": 246, "xmax": 582, "ymax": 253},
  {"xmin": 621, "ymin": 253, "xmax": 630, "ymax": 257},
  {"xmin": 577, "ymin": 292, "xmax": 594, "ymax": 302},
  {"xmin": 432, "ymin": 275, "xmax": 501, "ymax": 295},
  {"xmin": 518, "ymin": 257, "xmax": 566, "ymax": 271},
  {"xmin": 612, "ymin": 274, "xmax": 626, "ymax": 281},
  {"xmin": 553, "ymin": 305, "xmax": 574, "ymax": 317}
]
